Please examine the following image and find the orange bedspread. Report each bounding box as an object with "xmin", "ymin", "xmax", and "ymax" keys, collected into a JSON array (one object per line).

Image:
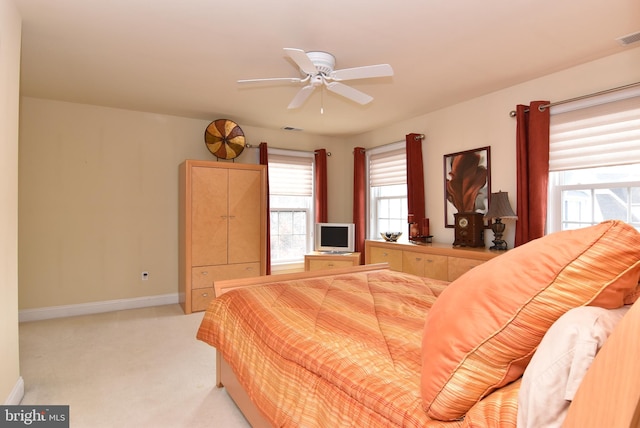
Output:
[{"xmin": 196, "ymin": 269, "xmax": 516, "ymax": 427}]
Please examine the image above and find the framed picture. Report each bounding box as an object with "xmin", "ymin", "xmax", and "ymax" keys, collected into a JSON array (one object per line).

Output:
[{"xmin": 443, "ymin": 146, "xmax": 491, "ymax": 228}]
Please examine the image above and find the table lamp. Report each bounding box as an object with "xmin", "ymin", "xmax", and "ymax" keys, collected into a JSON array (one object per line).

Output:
[{"xmin": 484, "ymin": 191, "xmax": 518, "ymax": 250}]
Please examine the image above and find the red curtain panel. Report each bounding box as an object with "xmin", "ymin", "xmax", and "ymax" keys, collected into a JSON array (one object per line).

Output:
[
  {"xmin": 353, "ymin": 147, "xmax": 366, "ymax": 264},
  {"xmin": 259, "ymin": 142, "xmax": 271, "ymax": 274},
  {"xmin": 406, "ymin": 133, "xmax": 426, "ymax": 238},
  {"xmin": 314, "ymin": 149, "xmax": 328, "ymax": 223},
  {"xmin": 515, "ymin": 101, "xmax": 550, "ymax": 247}
]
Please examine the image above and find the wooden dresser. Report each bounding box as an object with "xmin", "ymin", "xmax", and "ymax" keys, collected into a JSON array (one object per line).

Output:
[
  {"xmin": 179, "ymin": 160, "xmax": 267, "ymax": 314},
  {"xmin": 304, "ymin": 252, "xmax": 361, "ymax": 271},
  {"xmin": 365, "ymin": 240, "xmax": 501, "ymax": 281}
]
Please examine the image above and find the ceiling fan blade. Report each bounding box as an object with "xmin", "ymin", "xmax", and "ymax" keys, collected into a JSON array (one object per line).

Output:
[
  {"xmin": 283, "ymin": 48, "xmax": 318, "ymax": 75},
  {"xmin": 238, "ymin": 77, "xmax": 305, "ymax": 84},
  {"xmin": 287, "ymin": 85, "xmax": 316, "ymax": 109},
  {"xmin": 325, "ymin": 82, "xmax": 373, "ymax": 105},
  {"xmin": 330, "ymin": 64, "xmax": 394, "ymax": 81}
]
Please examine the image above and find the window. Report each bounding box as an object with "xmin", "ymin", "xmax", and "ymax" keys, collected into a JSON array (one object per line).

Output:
[
  {"xmin": 268, "ymin": 150, "xmax": 314, "ymax": 264},
  {"xmin": 367, "ymin": 143, "xmax": 407, "ymax": 239},
  {"xmin": 548, "ymin": 89, "xmax": 640, "ymax": 232}
]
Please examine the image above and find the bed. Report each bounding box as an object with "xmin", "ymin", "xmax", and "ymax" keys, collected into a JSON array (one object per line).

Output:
[{"xmin": 197, "ymin": 220, "xmax": 640, "ymax": 427}]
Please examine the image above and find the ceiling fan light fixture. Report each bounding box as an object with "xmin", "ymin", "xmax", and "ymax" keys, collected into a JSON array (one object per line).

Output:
[{"xmin": 304, "ymin": 51, "xmax": 336, "ymax": 75}]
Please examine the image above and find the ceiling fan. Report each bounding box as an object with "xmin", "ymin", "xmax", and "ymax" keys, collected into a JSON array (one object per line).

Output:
[{"xmin": 238, "ymin": 48, "xmax": 394, "ymax": 109}]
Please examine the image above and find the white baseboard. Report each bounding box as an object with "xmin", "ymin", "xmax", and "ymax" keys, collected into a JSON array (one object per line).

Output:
[
  {"xmin": 4, "ymin": 376, "xmax": 24, "ymax": 405},
  {"xmin": 18, "ymin": 293, "xmax": 179, "ymax": 323}
]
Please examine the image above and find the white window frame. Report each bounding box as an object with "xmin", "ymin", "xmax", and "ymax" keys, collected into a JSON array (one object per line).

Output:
[
  {"xmin": 547, "ymin": 86, "xmax": 640, "ymax": 232},
  {"xmin": 549, "ymin": 173, "xmax": 640, "ymax": 231},
  {"xmin": 267, "ymin": 148, "xmax": 315, "ymax": 266},
  {"xmin": 366, "ymin": 141, "xmax": 408, "ymax": 240}
]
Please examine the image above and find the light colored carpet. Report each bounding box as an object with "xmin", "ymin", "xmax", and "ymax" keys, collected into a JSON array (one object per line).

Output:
[{"xmin": 19, "ymin": 304, "xmax": 251, "ymax": 428}]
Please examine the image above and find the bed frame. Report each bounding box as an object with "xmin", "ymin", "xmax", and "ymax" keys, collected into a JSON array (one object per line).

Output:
[{"xmin": 211, "ymin": 264, "xmax": 640, "ymax": 428}]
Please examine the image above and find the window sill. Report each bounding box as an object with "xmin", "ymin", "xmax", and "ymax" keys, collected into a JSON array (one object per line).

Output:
[{"xmin": 270, "ymin": 262, "xmax": 305, "ymax": 275}]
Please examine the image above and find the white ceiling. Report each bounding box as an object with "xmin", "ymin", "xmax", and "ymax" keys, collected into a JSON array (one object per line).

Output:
[{"xmin": 13, "ymin": 0, "xmax": 640, "ymax": 137}]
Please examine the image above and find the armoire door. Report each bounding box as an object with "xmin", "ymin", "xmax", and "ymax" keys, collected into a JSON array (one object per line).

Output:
[
  {"xmin": 191, "ymin": 166, "xmax": 228, "ymax": 267},
  {"xmin": 228, "ymin": 168, "xmax": 262, "ymax": 264}
]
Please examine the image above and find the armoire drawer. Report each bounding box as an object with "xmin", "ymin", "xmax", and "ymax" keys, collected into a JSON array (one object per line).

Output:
[
  {"xmin": 191, "ymin": 287, "xmax": 215, "ymax": 312},
  {"xmin": 191, "ymin": 263, "xmax": 261, "ymax": 289}
]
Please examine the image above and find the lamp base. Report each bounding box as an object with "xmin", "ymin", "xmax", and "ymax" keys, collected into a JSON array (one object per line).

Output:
[
  {"xmin": 489, "ymin": 218, "xmax": 508, "ymax": 251},
  {"xmin": 489, "ymin": 239, "xmax": 508, "ymax": 251}
]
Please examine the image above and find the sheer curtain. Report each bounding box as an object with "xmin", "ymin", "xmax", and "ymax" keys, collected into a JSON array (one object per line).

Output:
[
  {"xmin": 314, "ymin": 149, "xmax": 328, "ymax": 223},
  {"xmin": 353, "ymin": 147, "xmax": 366, "ymax": 264},
  {"xmin": 259, "ymin": 142, "xmax": 271, "ymax": 274},
  {"xmin": 515, "ymin": 101, "xmax": 550, "ymax": 247}
]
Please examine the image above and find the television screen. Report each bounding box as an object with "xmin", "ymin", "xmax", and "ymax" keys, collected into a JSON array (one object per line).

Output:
[{"xmin": 314, "ymin": 223, "xmax": 355, "ymax": 253}]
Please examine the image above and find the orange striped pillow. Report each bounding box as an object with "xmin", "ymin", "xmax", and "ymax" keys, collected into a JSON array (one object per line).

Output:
[{"xmin": 421, "ymin": 220, "xmax": 640, "ymax": 421}]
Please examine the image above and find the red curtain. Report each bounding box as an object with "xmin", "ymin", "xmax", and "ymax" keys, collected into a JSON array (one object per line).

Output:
[
  {"xmin": 259, "ymin": 142, "xmax": 271, "ymax": 274},
  {"xmin": 353, "ymin": 147, "xmax": 366, "ymax": 264},
  {"xmin": 406, "ymin": 133, "xmax": 426, "ymax": 238},
  {"xmin": 514, "ymin": 101, "xmax": 550, "ymax": 247},
  {"xmin": 314, "ymin": 149, "xmax": 328, "ymax": 223}
]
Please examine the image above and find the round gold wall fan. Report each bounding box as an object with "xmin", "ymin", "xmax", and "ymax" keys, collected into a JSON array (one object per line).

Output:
[{"xmin": 204, "ymin": 119, "xmax": 246, "ymax": 160}]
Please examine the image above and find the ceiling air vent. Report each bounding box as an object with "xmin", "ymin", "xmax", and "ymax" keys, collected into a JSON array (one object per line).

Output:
[
  {"xmin": 282, "ymin": 126, "xmax": 303, "ymax": 132},
  {"xmin": 616, "ymin": 31, "xmax": 640, "ymax": 46}
]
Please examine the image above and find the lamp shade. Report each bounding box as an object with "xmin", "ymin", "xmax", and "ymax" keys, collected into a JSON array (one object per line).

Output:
[{"xmin": 484, "ymin": 191, "xmax": 518, "ymax": 220}]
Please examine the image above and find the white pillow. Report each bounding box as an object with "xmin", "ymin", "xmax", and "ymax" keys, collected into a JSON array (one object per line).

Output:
[{"xmin": 517, "ymin": 305, "xmax": 630, "ymax": 428}]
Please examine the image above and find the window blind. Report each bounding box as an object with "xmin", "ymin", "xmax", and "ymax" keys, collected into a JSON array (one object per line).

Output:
[
  {"xmin": 369, "ymin": 148, "xmax": 407, "ymax": 186},
  {"xmin": 268, "ymin": 153, "xmax": 313, "ymax": 196},
  {"xmin": 549, "ymin": 92, "xmax": 640, "ymax": 171}
]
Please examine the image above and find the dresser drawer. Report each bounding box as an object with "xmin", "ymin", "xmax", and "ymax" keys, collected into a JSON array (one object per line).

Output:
[
  {"xmin": 447, "ymin": 257, "xmax": 485, "ymax": 281},
  {"xmin": 308, "ymin": 259, "xmax": 356, "ymax": 271},
  {"xmin": 368, "ymin": 246, "xmax": 403, "ymax": 271},
  {"xmin": 403, "ymin": 250, "xmax": 448, "ymax": 280}
]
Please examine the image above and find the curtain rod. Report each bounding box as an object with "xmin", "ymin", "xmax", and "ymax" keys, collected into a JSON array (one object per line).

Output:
[
  {"xmin": 245, "ymin": 143, "xmax": 331, "ymax": 156},
  {"xmin": 509, "ymin": 81, "xmax": 640, "ymax": 117}
]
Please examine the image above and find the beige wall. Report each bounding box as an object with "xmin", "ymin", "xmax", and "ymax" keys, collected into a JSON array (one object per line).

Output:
[
  {"xmin": 1, "ymin": 0, "xmax": 22, "ymax": 404},
  {"xmin": 18, "ymin": 46, "xmax": 640, "ymax": 311},
  {"xmin": 351, "ymin": 46, "xmax": 640, "ymax": 247},
  {"xmin": 17, "ymin": 100, "xmax": 340, "ymax": 309}
]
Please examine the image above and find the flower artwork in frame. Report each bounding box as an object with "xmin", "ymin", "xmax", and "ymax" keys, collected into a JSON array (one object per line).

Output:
[{"xmin": 443, "ymin": 146, "xmax": 491, "ymax": 228}]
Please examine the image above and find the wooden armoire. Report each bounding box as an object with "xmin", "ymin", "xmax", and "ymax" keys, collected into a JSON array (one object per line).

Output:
[{"xmin": 179, "ymin": 159, "xmax": 267, "ymax": 314}]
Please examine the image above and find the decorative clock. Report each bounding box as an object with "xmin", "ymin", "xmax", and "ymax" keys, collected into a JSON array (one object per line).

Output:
[
  {"xmin": 204, "ymin": 119, "xmax": 246, "ymax": 160},
  {"xmin": 453, "ymin": 212, "xmax": 485, "ymax": 247}
]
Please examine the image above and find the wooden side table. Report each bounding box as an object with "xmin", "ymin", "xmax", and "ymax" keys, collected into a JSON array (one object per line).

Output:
[{"xmin": 304, "ymin": 252, "xmax": 361, "ymax": 271}]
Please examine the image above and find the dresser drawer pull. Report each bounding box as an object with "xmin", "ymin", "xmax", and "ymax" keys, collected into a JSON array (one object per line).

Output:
[
  {"xmin": 201, "ymin": 292, "xmax": 209, "ymax": 297},
  {"xmin": 200, "ymin": 271, "xmax": 208, "ymax": 275}
]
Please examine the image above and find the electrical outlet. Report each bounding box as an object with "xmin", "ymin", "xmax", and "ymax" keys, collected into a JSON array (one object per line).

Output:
[{"xmin": 141, "ymin": 271, "xmax": 149, "ymax": 281}]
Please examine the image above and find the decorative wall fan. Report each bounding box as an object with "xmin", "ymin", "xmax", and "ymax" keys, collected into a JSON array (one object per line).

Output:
[
  {"xmin": 238, "ymin": 48, "xmax": 394, "ymax": 109},
  {"xmin": 204, "ymin": 119, "xmax": 246, "ymax": 160}
]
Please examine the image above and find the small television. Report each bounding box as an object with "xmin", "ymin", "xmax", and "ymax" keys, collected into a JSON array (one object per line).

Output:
[{"xmin": 314, "ymin": 223, "xmax": 355, "ymax": 253}]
